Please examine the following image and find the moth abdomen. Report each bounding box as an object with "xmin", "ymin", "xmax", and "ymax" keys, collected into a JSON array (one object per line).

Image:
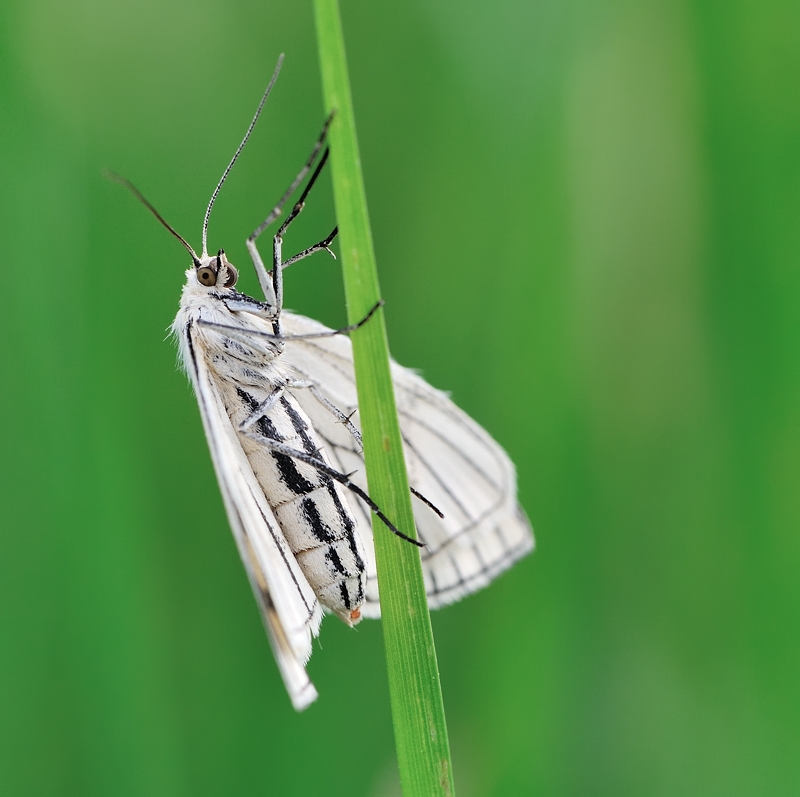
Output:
[
  {"xmin": 272, "ymin": 481, "xmax": 367, "ymax": 618},
  {"xmin": 230, "ymin": 386, "xmax": 367, "ymax": 621}
]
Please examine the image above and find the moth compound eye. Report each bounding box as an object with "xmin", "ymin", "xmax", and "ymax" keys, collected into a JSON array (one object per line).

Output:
[
  {"xmin": 197, "ymin": 266, "xmax": 217, "ymax": 286},
  {"xmin": 222, "ymin": 264, "xmax": 238, "ymax": 288}
]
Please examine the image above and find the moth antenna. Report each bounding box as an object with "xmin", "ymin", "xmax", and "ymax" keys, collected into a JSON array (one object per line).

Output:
[
  {"xmin": 105, "ymin": 169, "xmax": 201, "ymax": 267},
  {"xmin": 202, "ymin": 53, "xmax": 285, "ymax": 258}
]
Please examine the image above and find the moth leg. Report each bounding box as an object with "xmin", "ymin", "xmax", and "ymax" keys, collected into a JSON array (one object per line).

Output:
[
  {"xmin": 197, "ymin": 300, "xmax": 383, "ymax": 343},
  {"xmin": 287, "ymin": 379, "xmax": 363, "ymax": 449},
  {"xmin": 281, "ymin": 226, "xmax": 338, "ymax": 271},
  {"xmin": 274, "ymin": 145, "xmax": 332, "ymax": 250},
  {"xmin": 238, "ymin": 383, "xmax": 288, "ymax": 433},
  {"xmin": 222, "ymin": 296, "xmax": 278, "ymax": 320},
  {"xmin": 285, "ymin": 380, "xmax": 444, "ymax": 519},
  {"xmin": 241, "ymin": 430, "xmax": 424, "ymax": 548},
  {"xmin": 271, "ymin": 146, "xmax": 333, "ymax": 326},
  {"xmin": 246, "ymin": 114, "xmax": 334, "ymax": 305},
  {"xmin": 237, "ymin": 378, "xmax": 359, "ymax": 445}
]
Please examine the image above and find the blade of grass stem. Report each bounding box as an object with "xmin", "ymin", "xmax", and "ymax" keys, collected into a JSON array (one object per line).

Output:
[{"xmin": 313, "ymin": 2, "xmax": 455, "ymax": 795}]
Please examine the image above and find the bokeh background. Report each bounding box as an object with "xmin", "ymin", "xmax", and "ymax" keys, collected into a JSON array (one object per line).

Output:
[{"xmin": 2, "ymin": 0, "xmax": 799, "ymax": 794}]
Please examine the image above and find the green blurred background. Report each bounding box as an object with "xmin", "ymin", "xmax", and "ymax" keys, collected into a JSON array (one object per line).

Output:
[{"xmin": 2, "ymin": 0, "xmax": 799, "ymax": 794}]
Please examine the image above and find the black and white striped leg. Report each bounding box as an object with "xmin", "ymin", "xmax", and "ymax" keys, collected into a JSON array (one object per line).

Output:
[{"xmin": 271, "ymin": 146, "xmax": 333, "ymax": 328}]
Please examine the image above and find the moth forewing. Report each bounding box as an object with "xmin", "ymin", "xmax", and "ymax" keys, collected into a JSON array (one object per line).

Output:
[{"xmin": 173, "ymin": 291, "xmax": 322, "ymax": 710}]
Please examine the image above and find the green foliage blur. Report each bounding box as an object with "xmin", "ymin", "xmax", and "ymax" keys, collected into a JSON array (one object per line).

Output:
[{"xmin": 1, "ymin": 1, "xmax": 798, "ymax": 795}]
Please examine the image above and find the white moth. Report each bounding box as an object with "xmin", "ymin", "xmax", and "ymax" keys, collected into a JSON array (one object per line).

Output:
[{"xmin": 117, "ymin": 57, "xmax": 533, "ymax": 711}]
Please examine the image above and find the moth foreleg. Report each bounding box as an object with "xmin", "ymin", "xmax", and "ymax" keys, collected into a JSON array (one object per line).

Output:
[
  {"xmin": 222, "ymin": 296, "xmax": 278, "ymax": 319},
  {"xmin": 197, "ymin": 300, "xmax": 384, "ymax": 343},
  {"xmin": 248, "ymin": 113, "xmax": 333, "ymax": 245}
]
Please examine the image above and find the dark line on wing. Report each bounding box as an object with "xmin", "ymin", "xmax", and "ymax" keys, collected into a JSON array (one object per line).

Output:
[
  {"xmin": 425, "ymin": 536, "xmax": 532, "ymax": 598},
  {"xmin": 184, "ymin": 321, "xmax": 200, "ymax": 380},
  {"xmin": 428, "ymin": 565, "xmax": 439, "ymax": 596},
  {"xmin": 288, "ymin": 332, "xmax": 509, "ymax": 520},
  {"xmin": 397, "ymin": 410, "xmax": 505, "ymax": 494},
  {"xmin": 401, "ymin": 432, "xmax": 474, "ymax": 524},
  {"xmin": 418, "ymin": 497, "xmax": 512, "ymax": 557},
  {"xmin": 288, "ymin": 328, "xmax": 510, "ymax": 491},
  {"xmin": 250, "ymin": 487, "xmax": 317, "ymax": 618}
]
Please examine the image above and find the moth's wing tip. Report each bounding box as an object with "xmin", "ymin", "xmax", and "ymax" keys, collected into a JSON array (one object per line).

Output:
[
  {"xmin": 262, "ymin": 597, "xmax": 320, "ymax": 711},
  {"xmin": 289, "ymin": 679, "xmax": 319, "ymax": 712},
  {"xmin": 515, "ymin": 503, "xmax": 536, "ymax": 552}
]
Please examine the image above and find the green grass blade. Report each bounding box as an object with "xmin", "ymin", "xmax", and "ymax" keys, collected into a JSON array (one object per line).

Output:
[{"xmin": 313, "ymin": 2, "xmax": 455, "ymax": 795}]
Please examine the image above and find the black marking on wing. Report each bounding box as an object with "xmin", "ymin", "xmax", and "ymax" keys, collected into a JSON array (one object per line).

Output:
[
  {"xmin": 184, "ymin": 321, "xmax": 200, "ymax": 383},
  {"xmin": 325, "ymin": 481, "xmax": 355, "ymax": 535},
  {"xmin": 289, "ymin": 334, "xmax": 508, "ymax": 500},
  {"xmin": 249, "ymin": 491, "xmax": 318, "ymax": 620},
  {"xmin": 424, "ymin": 529, "xmax": 532, "ymax": 599},
  {"xmin": 449, "ymin": 552, "xmax": 465, "ymax": 586},
  {"xmin": 428, "ymin": 564, "xmax": 439, "ymax": 596},
  {"xmin": 310, "ymin": 426, "xmax": 372, "ymax": 582},
  {"xmin": 418, "ymin": 510, "xmax": 528, "ymax": 585}
]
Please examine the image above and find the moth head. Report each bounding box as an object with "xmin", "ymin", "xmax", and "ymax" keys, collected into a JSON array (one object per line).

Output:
[{"xmin": 196, "ymin": 249, "xmax": 239, "ymax": 289}]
